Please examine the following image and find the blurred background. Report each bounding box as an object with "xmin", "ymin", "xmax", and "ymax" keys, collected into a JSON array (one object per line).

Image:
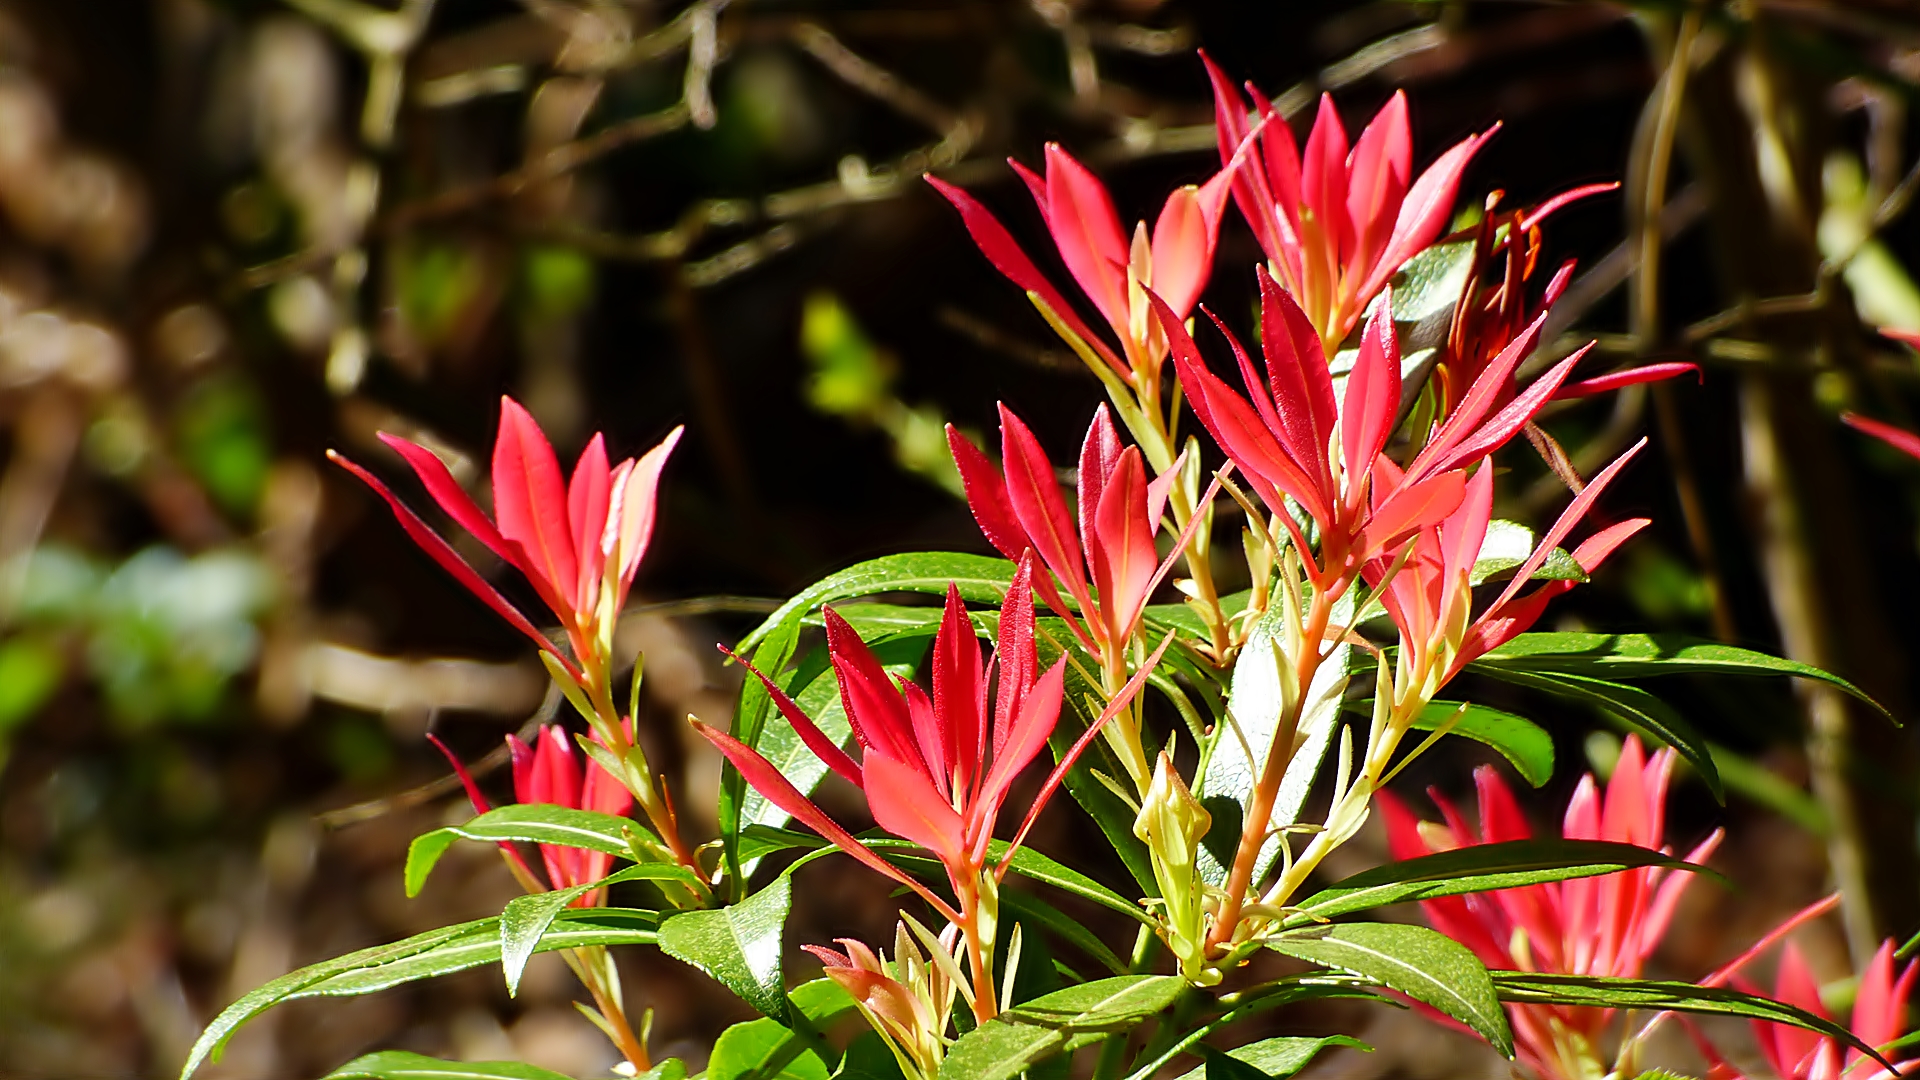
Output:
[{"xmin": 2, "ymin": 1, "xmax": 1919, "ymax": 1077}]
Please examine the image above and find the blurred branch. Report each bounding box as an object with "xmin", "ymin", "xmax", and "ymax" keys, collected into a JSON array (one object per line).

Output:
[
  {"xmin": 790, "ymin": 21, "xmax": 958, "ymax": 135},
  {"xmin": 314, "ymin": 683, "xmax": 562, "ymax": 830}
]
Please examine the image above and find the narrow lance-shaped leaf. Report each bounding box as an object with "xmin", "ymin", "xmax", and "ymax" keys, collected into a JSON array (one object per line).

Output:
[
  {"xmin": 1282, "ymin": 839, "xmax": 1709, "ymax": 926},
  {"xmin": 1469, "ymin": 666, "xmax": 1724, "ymax": 801},
  {"xmin": 323, "ymin": 1051, "xmax": 577, "ymax": 1080},
  {"xmin": 406, "ymin": 804, "xmax": 644, "ymax": 897},
  {"xmin": 734, "ymin": 553, "xmax": 1017, "ymax": 654},
  {"xmin": 1490, "ymin": 972, "xmax": 1898, "ymax": 1072},
  {"xmin": 1476, "ymin": 632, "xmax": 1891, "ymax": 721}
]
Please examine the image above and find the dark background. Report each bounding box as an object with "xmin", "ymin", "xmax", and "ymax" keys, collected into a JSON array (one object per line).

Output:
[{"xmin": 2, "ymin": 1, "xmax": 1918, "ymax": 1076}]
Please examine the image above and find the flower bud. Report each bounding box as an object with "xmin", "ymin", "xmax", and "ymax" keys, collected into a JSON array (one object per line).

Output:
[{"xmin": 1133, "ymin": 750, "xmax": 1219, "ymax": 985}]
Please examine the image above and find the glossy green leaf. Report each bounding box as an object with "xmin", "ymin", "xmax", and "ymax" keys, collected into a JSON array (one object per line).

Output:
[
  {"xmin": 997, "ymin": 889, "xmax": 1127, "ymax": 975},
  {"xmin": 1197, "ymin": 598, "xmax": 1353, "ymax": 886},
  {"xmin": 1470, "ymin": 667, "xmax": 1723, "ymax": 801},
  {"xmin": 295, "ymin": 910, "xmax": 660, "ymax": 998},
  {"xmin": 737, "ymin": 824, "xmax": 827, "ymax": 864},
  {"xmin": 721, "ymin": 610, "xmax": 803, "ymax": 882},
  {"xmin": 1284, "ymin": 840, "xmax": 1704, "ymax": 926},
  {"xmin": 324, "ymin": 1051, "xmax": 575, "ymax": 1079},
  {"xmin": 1266, "ymin": 923, "xmax": 1511, "ymax": 1056},
  {"xmin": 1469, "ymin": 521, "xmax": 1586, "ymax": 586},
  {"xmin": 736, "ymin": 553, "xmax": 1016, "ymax": 653},
  {"xmin": 1477, "ymin": 633, "xmax": 1890, "ymax": 721},
  {"xmin": 1381, "ymin": 700, "xmax": 1556, "ymax": 787},
  {"xmin": 939, "ymin": 975, "xmax": 1186, "ymax": 1080},
  {"xmin": 873, "ymin": 838, "xmax": 1148, "ymax": 926},
  {"xmin": 706, "ymin": 1017, "xmax": 830, "ymax": 1080},
  {"xmin": 500, "ymin": 863, "xmax": 703, "ymax": 995},
  {"xmin": 406, "ymin": 805, "xmax": 642, "ymax": 897},
  {"xmin": 659, "ymin": 877, "xmax": 792, "ymax": 1017},
  {"xmin": 1171, "ymin": 1036, "xmax": 1369, "ymax": 1080},
  {"xmin": 1490, "ymin": 972, "xmax": 1892, "ymax": 1068},
  {"xmin": 180, "ymin": 911, "xmax": 661, "ymax": 1078}
]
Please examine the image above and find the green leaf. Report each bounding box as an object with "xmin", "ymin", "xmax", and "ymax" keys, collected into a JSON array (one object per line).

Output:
[
  {"xmin": 1266, "ymin": 923, "xmax": 1512, "ymax": 1057},
  {"xmin": 1284, "ymin": 840, "xmax": 1706, "ymax": 926},
  {"xmin": 835, "ymin": 1032, "xmax": 909, "ymax": 1080},
  {"xmin": 1490, "ymin": 972, "xmax": 1894, "ymax": 1069},
  {"xmin": 735, "ymin": 553, "xmax": 1016, "ymax": 654},
  {"xmin": 1170, "ymin": 1036, "xmax": 1369, "ymax": 1080},
  {"xmin": 1470, "ymin": 667, "xmax": 1723, "ymax": 801},
  {"xmin": 874, "ymin": 838, "xmax": 1148, "ymax": 926},
  {"xmin": 1476, "ymin": 633, "xmax": 1890, "ymax": 721},
  {"xmin": 1469, "ymin": 521, "xmax": 1587, "ymax": 586},
  {"xmin": 998, "ymin": 889, "xmax": 1127, "ymax": 976},
  {"xmin": 1197, "ymin": 598, "xmax": 1353, "ymax": 886},
  {"xmin": 706, "ymin": 1017, "xmax": 831, "ymax": 1080},
  {"xmin": 324, "ymin": 1051, "xmax": 576, "ymax": 1079},
  {"xmin": 658, "ymin": 877, "xmax": 792, "ymax": 1017},
  {"xmin": 295, "ymin": 910, "xmax": 660, "ymax": 998},
  {"xmin": 500, "ymin": 863, "xmax": 704, "ymax": 995},
  {"xmin": 738, "ymin": 824, "xmax": 827, "ymax": 864},
  {"xmin": 406, "ymin": 805, "xmax": 642, "ymax": 896},
  {"xmin": 1391, "ymin": 238, "xmax": 1477, "ymax": 329},
  {"xmin": 1142, "ymin": 590, "xmax": 1253, "ymax": 641},
  {"xmin": 181, "ymin": 912, "xmax": 661, "ymax": 1078},
  {"xmin": 940, "ymin": 976, "xmax": 1187, "ymax": 1080},
  {"xmin": 1365, "ymin": 700, "xmax": 1555, "ymax": 787},
  {"xmin": 802, "ymin": 602, "xmax": 947, "ymax": 636},
  {"xmin": 721, "ymin": 611, "xmax": 803, "ymax": 882}
]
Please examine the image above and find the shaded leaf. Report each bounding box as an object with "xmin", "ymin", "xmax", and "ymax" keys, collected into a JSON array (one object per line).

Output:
[
  {"xmin": 1477, "ymin": 633, "xmax": 1890, "ymax": 721},
  {"xmin": 1491, "ymin": 972, "xmax": 1893, "ymax": 1069},
  {"xmin": 1284, "ymin": 840, "xmax": 1705, "ymax": 926},
  {"xmin": 1468, "ymin": 667, "xmax": 1723, "ymax": 801}
]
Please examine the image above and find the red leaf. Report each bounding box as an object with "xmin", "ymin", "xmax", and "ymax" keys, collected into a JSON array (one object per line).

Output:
[
  {"xmin": 998, "ymin": 405, "xmax": 1091, "ymax": 604},
  {"xmin": 1076, "ymin": 406, "xmax": 1123, "ymax": 555},
  {"xmin": 864, "ymin": 750, "xmax": 969, "ymax": 871},
  {"xmin": 567, "ymin": 433, "xmax": 611, "ymax": 615},
  {"xmin": 1843, "ymin": 412, "xmax": 1920, "ymax": 463},
  {"xmin": 929, "ymin": 582, "xmax": 982, "ymax": 795},
  {"xmin": 1088, "ymin": 448, "xmax": 1157, "ymax": 647},
  {"xmin": 825, "ymin": 607, "xmax": 924, "ymax": 770},
  {"xmin": 1553, "ymin": 361, "xmax": 1701, "ymax": 400},
  {"xmin": 378, "ymin": 434, "xmax": 517, "ymax": 566},
  {"xmin": 1257, "ymin": 268, "xmax": 1338, "ymax": 480},
  {"xmin": 329, "ymin": 449, "xmax": 575, "ymax": 678},
  {"xmin": 722, "ymin": 642, "xmax": 863, "ymax": 790},
  {"xmin": 1341, "ymin": 298, "xmax": 1403, "ymax": 497},
  {"xmin": 1365, "ymin": 125, "xmax": 1496, "ymax": 304},
  {"xmin": 693, "ymin": 720, "xmax": 959, "ymax": 922},
  {"xmin": 925, "ymin": 175, "xmax": 1122, "ymax": 374},
  {"xmin": 1043, "ymin": 143, "xmax": 1132, "ymax": 332},
  {"xmin": 1345, "ymin": 90, "xmax": 1412, "ymax": 285},
  {"xmin": 492, "ymin": 398, "xmax": 578, "ymax": 613}
]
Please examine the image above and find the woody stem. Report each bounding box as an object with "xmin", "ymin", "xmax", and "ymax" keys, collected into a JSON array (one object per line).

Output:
[
  {"xmin": 573, "ymin": 947, "xmax": 652, "ymax": 1073},
  {"xmin": 1205, "ymin": 583, "xmax": 1337, "ymax": 949}
]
